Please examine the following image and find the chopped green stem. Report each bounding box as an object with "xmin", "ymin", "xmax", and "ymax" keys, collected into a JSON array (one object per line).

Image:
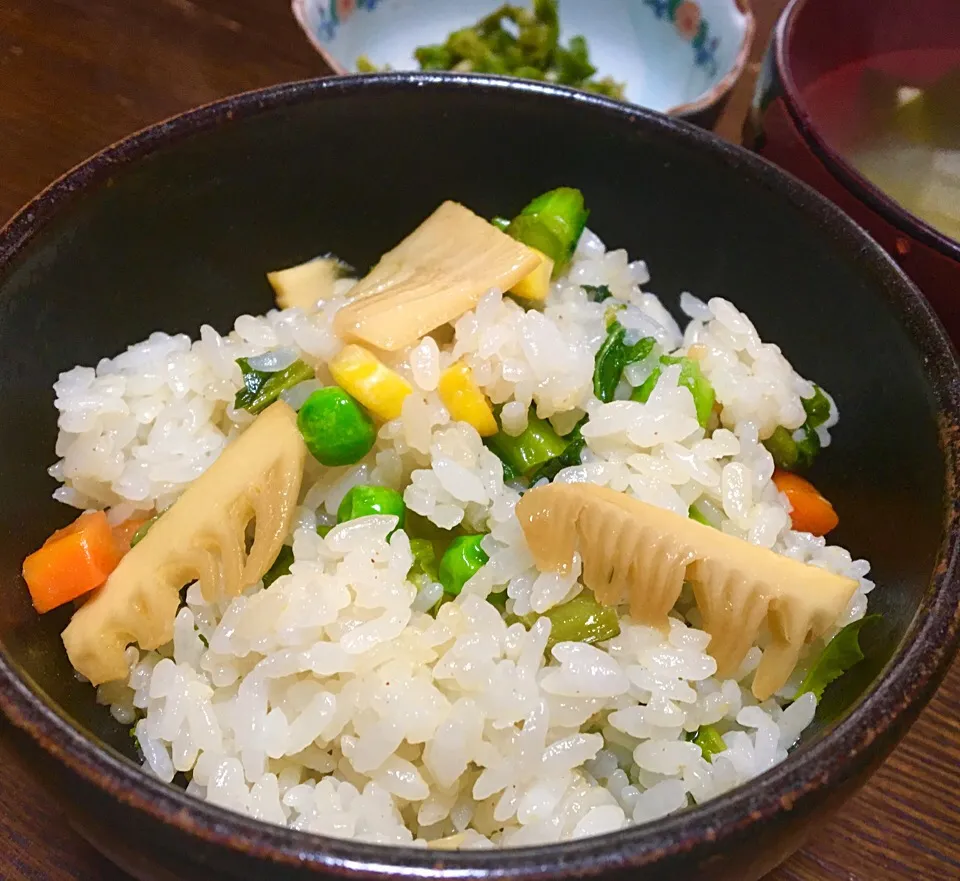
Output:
[
  {"xmin": 438, "ymin": 535, "xmax": 489, "ymax": 596},
  {"xmin": 536, "ymin": 591, "xmax": 620, "ymax": 648},
  {"xmin": 486, "ymin": 411, "xmax": 568, "ymax": 478},
  {"xmin": 507, "ymin": 187, "xmax": 589, "ymax": 275},
  {"xmin": 764, "ymin": 426, "xmax": 799, "ymax": 471},
  {"xmin": 688, "ymin": 504, "xmax": 712, "ymax": 527},
  {"xmin": 235, "ymin": 357, "xmax": 315, "ymax": 415},
  {"xmin": 528, "ymin": 423, "xmax": 587, "ymax": 484}
]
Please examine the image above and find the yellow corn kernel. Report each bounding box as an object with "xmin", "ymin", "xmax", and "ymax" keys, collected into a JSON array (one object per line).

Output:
[
  {"xmin": 329, "ymin": 344, "xmax": 412, "ymax": 421},
  {"xmin": 510, "ymin": 249, "xmax": 554, "ymax": 302},
  {"xmin": 438, "ymin": 361, "xmax": 497, "ymax": 437}
]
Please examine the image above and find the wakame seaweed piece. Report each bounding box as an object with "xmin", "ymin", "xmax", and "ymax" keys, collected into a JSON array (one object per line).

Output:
[
  {"xmin": 235, "ymin": 357, "xmax": 315, "ymax": 415},
  {"xmin": 593, "ymin": 324, "xmax": 657, "ymax": 403},
  {"xmin": 795, "ymin": 614, "xmax": 882, "ymax": 702},
  {"xmin": 581, "ymin": 284, "xmax": 613, "ymax": 303}
]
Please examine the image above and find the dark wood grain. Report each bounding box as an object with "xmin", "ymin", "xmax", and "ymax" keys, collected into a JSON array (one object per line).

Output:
[{"xmin": 0, "ymin": 1, "xmax": 957, "ymax": 879}]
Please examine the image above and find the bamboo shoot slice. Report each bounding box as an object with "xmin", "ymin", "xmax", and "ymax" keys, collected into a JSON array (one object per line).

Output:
[
  {"xmin": 516, "ymin": 483, "xmax": 858, "ymax": 700},
  {"xmin": 333, "ymin": 201, "xmax": 543, "ymax": 351},
  {"xmin": 62, "ymin": 401, "xmax": 306, "ymax": 685},
  {"xmin": 268, "ymin": 256, "xmax": 350, "ymax": 311}
]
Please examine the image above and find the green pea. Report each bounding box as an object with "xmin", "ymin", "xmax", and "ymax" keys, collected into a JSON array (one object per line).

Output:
[
  {"xmin": 438, "ymin": 535, "xmax": 489, "ymax": 596},
  {"xmin": 337, "ymin": 485, "xmax": 406, "ymax": 529},
  {"xmin": 297, "ymin": 387, "xmax": 375, "ymax": 466}
]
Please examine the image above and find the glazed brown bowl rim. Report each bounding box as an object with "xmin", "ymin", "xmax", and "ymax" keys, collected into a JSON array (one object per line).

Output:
[
  {"xmin": 1, "ymin": 72, "xmax": 959, "ymax": 878},
  {"xmin": 773, "ymin": 0, "xmax": 960, "ymax": 264}
]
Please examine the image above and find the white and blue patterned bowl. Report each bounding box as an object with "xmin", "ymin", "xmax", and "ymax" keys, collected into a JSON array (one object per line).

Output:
[{"xmin": 293, "ymin": 0, "xmax": 755, "ymax": 126}]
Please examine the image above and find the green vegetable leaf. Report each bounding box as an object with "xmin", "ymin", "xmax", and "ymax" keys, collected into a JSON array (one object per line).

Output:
[
  {"xmin": 528, "ymin": 425, "xmax": 586, "ymax": 484},
  {"xmin": 235, "ymin": 357, "xmax": 315, "ymax": 415},
  {"xmin": 795, "ymin": 615, "xmax": 882, "ymax": 702},
  {"xmin": 593, "ymin": 324, "xmax": 656, "ymax": 403},
  {"xmin": 582, "ymin": 284, "xmax": 613, "ymax": 303},
  {"xmin": 802, "ymin": 385, "xmax": 831, "ymax": 429},
  {"xmin": 632, "ymin": 355, "xmax": 715, "ymax": 427},
  {"xmin": 262, "ymin": 545, "xmax": 295, "ymax": 588}
]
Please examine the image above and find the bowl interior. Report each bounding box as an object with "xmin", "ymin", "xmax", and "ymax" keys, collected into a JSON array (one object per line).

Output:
[
  {"xmin": 295, "ymin": 0, "xmax": 752, "ymax": 113},
  {"xmin": 0, "ymin": 75, "xmax": 952, "ymax": 847}
]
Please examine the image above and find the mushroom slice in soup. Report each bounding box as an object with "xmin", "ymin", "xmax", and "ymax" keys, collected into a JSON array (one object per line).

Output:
[
  {"xmin": 62, "ymin": 401, "xmax": 306, "ymax": 685},
  {"xmin": 516, "ymin": 483, "xmax": 858, "ymax": 700},
  {"xmin": 333, "ymin": 201, "xmax": 543, "ymax": 351}
]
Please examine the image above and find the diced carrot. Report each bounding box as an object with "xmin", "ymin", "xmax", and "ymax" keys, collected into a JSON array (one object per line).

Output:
[
  {"xmin": 112, "ymin": 514, "xmax": 151, "ymax": 554},
  {"xmin": 772, "ymin": 469, "xmax": 839, "ymax": 536},
  {"xmin": 22, "ymin": 511, "xmax": 122, "ymax": 613}
]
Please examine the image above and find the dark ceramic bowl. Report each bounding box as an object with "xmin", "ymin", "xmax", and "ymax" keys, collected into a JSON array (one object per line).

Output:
[
  {"xmin": 0, "ymin": 73, "xmax": 959, "ymax": 881},
  {"xmin": 745, "ymin": 0, "xmax": 960, "ymax": 340}
]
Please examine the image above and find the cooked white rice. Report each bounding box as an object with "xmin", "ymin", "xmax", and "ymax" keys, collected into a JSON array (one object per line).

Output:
[{"xmin": 54, "ymin": 230, "xmax": 873, "ymax": 847}]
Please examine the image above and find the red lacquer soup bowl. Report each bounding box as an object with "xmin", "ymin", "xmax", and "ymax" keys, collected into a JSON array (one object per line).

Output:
[{"xmin": 746, "ymin": 0, "xmax": 960, "ymax": 341}]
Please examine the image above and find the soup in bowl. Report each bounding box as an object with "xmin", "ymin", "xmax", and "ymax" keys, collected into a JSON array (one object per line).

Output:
[{"xmin": 747, "ymin": 0, "xmax": 960, "ymax": 340}]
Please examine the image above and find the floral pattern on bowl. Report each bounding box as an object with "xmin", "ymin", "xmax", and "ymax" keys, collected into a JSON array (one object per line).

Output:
[{"xmin": 293, "ymin": 0, "xmax": 755, "ymax": 123}]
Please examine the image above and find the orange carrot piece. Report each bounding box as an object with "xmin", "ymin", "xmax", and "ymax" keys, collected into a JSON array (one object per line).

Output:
[
  {"xmin": 22, "ymin": 511, "xmax": 121, "ymax": 613},
  {"xmin": 772, "ymin": 470, "xmax": 839, "ymax": 536}
]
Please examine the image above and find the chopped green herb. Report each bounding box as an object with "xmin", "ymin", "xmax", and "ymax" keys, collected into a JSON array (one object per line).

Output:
[
  {"xmin": 632, "ymin": 355, "xmax": 715, "ymax": 427},
  {"xmin": 581, "ymin": 284, "xmax": 613, "ymax": 303},
  {"xmin": 795, "ymin": 615, "xmax": 881, "ymax": 702},
  {"xmin": 235, "ymin": 357, "xmax": 315, "ymax": 415},
  {"xmin": 197, "ymin": 631, "xmax": 209, "ymax": 649},
  {"xmin": 316, "ymin": 523, "xmax": 332, "ymax": 538},
  {"xmin": 593, "ymin": 323, "xmax": 656, "ymax": 403},
  {"xmin": 262, "ymin": 545, "xmax": 295, "ymax": 588},
  {"xmin": 692, "ymin": 725, "xmax": 726, "ymax": 762},
  {"xmin": 395, "ymin": 0, "xmax": 625, "ymax": 99}
]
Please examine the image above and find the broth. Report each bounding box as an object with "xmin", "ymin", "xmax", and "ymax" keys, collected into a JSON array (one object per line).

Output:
[{"xmin": 804, "ymin": 49, "xmax": 960, "ymax": 244}]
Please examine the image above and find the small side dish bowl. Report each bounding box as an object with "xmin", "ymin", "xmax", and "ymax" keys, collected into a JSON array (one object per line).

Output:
[
  {"xmin": 746, "ymin": 0, "xmax": 960, "ymax": 341},
  {"xmin": 1, "ymin": 74, "xmax": 960, "ymax": 881},
  {"xmin": 293, "ymin": 0, "xmax": 755, "ymax": 126}
]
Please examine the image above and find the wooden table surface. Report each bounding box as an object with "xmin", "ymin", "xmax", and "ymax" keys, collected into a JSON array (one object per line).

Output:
[{"xmin": 1, "ymin": 1, "xmax": 958, "ymax": 879}]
